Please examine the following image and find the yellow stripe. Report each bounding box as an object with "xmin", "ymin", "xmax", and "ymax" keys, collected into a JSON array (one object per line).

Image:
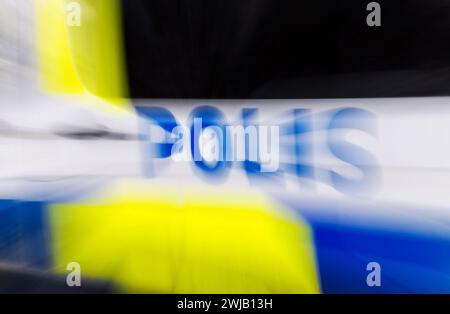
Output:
[
  {"xmin": 49, "ymin": 180, "xmax": 320, "ymax": 293},
  {"xmin": 36, "ymin": 0, "xmax": 130, "ymax": 110}
]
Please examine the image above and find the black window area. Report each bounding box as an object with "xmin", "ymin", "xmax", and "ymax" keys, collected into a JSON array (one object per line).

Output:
[{"xmin": 121, "ymin": 0, "xmax": 450, "ymax": 99}]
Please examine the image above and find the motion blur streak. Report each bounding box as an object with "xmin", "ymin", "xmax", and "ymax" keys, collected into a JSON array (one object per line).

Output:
[
  {"xmin": 1, "ymin": 0, "xmax": 450, "ymax": 294},
  {"xmin": 49, "ymin": 181, "xmax": 320, "ymax": 293}
]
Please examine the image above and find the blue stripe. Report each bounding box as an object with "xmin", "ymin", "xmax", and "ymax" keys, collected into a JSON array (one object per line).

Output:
[{"xmin": 0, "ymin": 200, "xmax": 50, "ymax": 269}]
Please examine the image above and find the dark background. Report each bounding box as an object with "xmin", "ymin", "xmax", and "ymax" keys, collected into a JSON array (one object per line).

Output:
[{"xmin": 121, "ymin": 0, "xmax": 450, "ymax": 98}]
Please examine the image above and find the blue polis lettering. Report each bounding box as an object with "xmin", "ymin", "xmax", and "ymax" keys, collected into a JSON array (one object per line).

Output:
[{"xmin": 136, "ymin": 105, "xmax": 380, "ymax": 196}]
